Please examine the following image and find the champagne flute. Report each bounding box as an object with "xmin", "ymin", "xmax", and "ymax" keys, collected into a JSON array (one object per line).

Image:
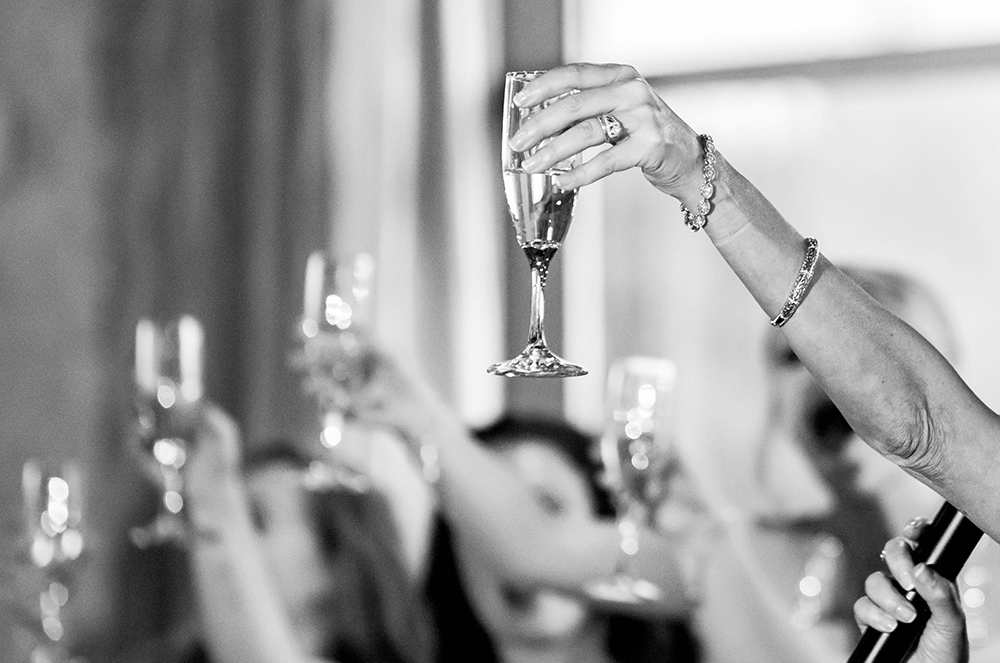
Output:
[
  {"xmin": 18, "ymin": 458, "xmax": 87, "ymax": 662},
  {"xmin": 487, "ymin": 70, "xmax": 586, "ymax": 378},
  {"xmin": 586, "ymin": 356, "xmax": 678, "ymax": 603},
  {"xmin": 293, "ymin": 249, "xmax": 376, "ymax": 492},
  {"xmin": 129, "ymin": 314, "xmax": 204, "ymax": 548}
]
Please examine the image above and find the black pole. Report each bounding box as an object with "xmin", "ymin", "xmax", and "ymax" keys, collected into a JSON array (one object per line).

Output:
[{"xmin": 846, "ymin": 501, "xmax": 984, "ymax": 663}]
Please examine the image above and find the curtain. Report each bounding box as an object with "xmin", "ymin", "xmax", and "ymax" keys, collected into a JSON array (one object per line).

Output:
[
  {"xmin": 327, "ymin": 0, "xmax": 504, "ymax": 426},
  {"xmin": 1, "ymin": 0, "xmax": 505, "ymax": 658},
  {"xmin": 81, "ymin": 0, "xmax": 334, "ymax": 656}
]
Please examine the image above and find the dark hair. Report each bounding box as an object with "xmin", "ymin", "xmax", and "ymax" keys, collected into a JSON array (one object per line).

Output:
[
  {"xmin": 246, "ymin": 439, "xmax": 438, "ymax": 663},
  {"xmin": 423, "ymin": 515, "xmax": 500, "ymax": 663},
  {"xmin": 471, "ymin": 414, "xmax": 701, "ymax": 663},
  {"xmin": 472, "ymin": 414, "xmax": 615, "ymax": 517}
]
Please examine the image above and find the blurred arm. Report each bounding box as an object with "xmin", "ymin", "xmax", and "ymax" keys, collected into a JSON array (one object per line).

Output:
[
  {"xmin": 354, "ymin": 353, "xmax": 696, "ymax": 616},
  {"xmin": 185, "ymin": 405, "xmax": 327, "ymax": 663}
]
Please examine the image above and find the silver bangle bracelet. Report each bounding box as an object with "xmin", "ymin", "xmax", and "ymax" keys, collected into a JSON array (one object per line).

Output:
[{"xmin": 770, "ymin": 237, "xmax": 820, "ymax": 328}]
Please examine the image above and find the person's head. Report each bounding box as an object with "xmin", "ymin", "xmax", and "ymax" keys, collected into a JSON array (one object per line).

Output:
[
  {"xmin": 242, "ymin": 440, "xmax": 436, "ymax": 663},
  {"xmin": 466, "ymin": 416, "xmax": 701, "ymax": 663},
  {"xmin": 468, "ymin": 414, "xmax": 607, "ymax": 646}
]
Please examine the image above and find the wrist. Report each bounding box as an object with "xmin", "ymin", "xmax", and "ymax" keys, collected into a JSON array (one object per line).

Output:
[{"xmin": 186, "ymin": 474, "xmax": 246, "ymax": 527}]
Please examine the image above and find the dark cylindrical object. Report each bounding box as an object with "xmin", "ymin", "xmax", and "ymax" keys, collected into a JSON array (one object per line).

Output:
[{"xmin": 846, "ymin": 501, "xmax": 984, "ymax": 663}]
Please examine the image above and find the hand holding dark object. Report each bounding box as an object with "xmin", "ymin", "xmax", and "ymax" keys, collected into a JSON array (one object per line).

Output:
[{"xmin": 850, "ymin": 504, "xmax": 982, "ymax": 663}]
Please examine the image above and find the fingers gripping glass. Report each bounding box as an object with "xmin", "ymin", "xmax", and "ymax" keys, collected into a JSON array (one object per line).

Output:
[{"xmin": 487, "ymin": 70, "xmax": 587, "ymax": 378}]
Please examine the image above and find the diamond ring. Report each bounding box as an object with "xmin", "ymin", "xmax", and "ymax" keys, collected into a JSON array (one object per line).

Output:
[{"xmin": 597, "ymin": 113, "xmax": 627, "ymax": 146}]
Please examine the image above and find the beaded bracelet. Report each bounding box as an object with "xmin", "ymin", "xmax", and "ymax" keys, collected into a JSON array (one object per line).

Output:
[
  {"xmin": 680, "ymin": 134, "xmax": 717, "ymax": 232},
  {"xmin": 770, "ymin": 237, "xmax": 820, "ymax": 328}
]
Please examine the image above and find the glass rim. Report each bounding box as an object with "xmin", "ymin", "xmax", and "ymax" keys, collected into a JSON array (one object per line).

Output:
[{"xmin": 506, "ymin": 70, "xmax": 545, "ymax": 81}]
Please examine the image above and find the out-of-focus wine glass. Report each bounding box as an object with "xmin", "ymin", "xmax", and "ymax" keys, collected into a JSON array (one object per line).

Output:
[
  {"xmin": 487, "ymin": 70, "xmax": 586, "ymax": 378},
  {"xmin": 292, "ymin": 249, "xmax": 376, "ymax": 492},
  {"xmin": 16, "ymin": 458, "xmax": 87, "ymax": 662},
  {"xmin": 586, "ymin": 356, "xmax": 679, "ymax": 603},
  {"xmin": 129, "ymin": 314, "xmax": 204, "ymax": 548}
]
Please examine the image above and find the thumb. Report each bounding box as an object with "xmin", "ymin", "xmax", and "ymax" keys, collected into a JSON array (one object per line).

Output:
[{"xmin": 911, "ymin": 563, "xmax": 968, "ymax": 663}]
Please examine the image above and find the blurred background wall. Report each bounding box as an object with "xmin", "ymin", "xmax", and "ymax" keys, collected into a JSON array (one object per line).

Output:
[{"xmin": 2, "ymin": 0, "xmax": 1000, "ymax": 659}]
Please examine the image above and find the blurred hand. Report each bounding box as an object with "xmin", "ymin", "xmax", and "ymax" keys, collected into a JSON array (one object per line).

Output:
[
  {"xmin": 186, "ymin": 402, "xmax": 244, "ymax": 488},
  {"xmin": 340, "ymin": 344, "xmax": 465, "ymax": 452},
  {"xmin": 853, "ymin": 518, "xmax": 969, "ymax": 663},
  {"xmin": 507, "ymin": 63, "xmax": 705, "ymax": 207}
]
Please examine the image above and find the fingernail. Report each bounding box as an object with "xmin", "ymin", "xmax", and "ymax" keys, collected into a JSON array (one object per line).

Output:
[
  {"xmin": 509, "ymin": 131, "xmax": 529, "ymax": 151},
  {"xmin": 895, "ymin": 603, "xmax": 917, "ymax": 623},
  {"xmin": 877, "ymin": 615, "xmax": 898, "ymax": 632},
  {"xmin": 513, "ymin": 90, "xmax": 529, "ymax": 106},
  {"xmin": 899, "ymin": 571, "xmax": 916, "ymax": 591},
  {"xmin": 554, "ymin": 172, "xmax": 573, "ymax": 190},
  {"xmin": 521, "ymin": 155, "xmax": 540, "ymax": 172}
]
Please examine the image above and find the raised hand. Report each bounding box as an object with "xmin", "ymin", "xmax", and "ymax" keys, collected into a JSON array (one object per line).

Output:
[{"xmin": 507, "ymin": 63, "xmax": 704, "ymax": 207}]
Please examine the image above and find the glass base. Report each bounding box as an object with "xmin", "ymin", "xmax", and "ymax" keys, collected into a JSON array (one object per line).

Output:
[
  {"xmin": 487, "ymin": 343, "xmax": 587, "ymax": 378},
  {"xmin": 301, "ymin": 461, "xmax": 372, "ymax": 494},
  {"xmin": 584, "ymin": 575, "xmax": 663, "ymax": 604}
]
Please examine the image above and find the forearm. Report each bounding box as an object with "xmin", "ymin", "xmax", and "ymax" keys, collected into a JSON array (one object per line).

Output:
[
  {"xmin": 416, "ymin": 398, "xmax": 693, "ymax": 614},
  {"xmin": 695, "ymin": 151, "xmax": 1000, "ymax": 537},
  {"xmin": 186, "ymin": 475, "xmax": 317, "ymax": 663}
]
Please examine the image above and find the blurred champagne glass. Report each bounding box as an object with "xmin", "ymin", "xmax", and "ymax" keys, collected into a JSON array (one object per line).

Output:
[
  {"xmin": 586, "ymin": 356, "xmax": 679, "ymax": 603},
  {"xmin": 129, "ymin": 314, "xmax": 204, "ymax": 548},
  {"xmin": 17, "ymin": 458, "xmax": 87, "ymax": 662},
  {"xmin": 293, "ymin": 249, "xmax": 376, "ymax": 492}
]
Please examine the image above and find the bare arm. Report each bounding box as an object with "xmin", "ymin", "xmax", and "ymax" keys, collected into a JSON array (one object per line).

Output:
[
  {"xmin": 348, "ymin": 349, "xmax": 697, "ymax": 616},
  {"xmin": 185, "ymin": 405, "xmax": 326, "ymax": 663},
  {"xmin": 511, "ymin": 62, "xmax": 1000, "ymax": 542}
]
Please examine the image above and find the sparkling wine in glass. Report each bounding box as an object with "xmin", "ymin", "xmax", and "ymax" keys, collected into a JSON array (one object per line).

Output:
[
  {"xmin": 487, "ymin": 70, "xmax": 586, "ymax": 378},
  {"xmin": 586, "ymin": 356, "xmax": 679, "ymax": 603},
  {"xmin": 18, "ymin": 458, "xmax": 87, "ymax": 662},
  {"xmin": 293, "ymin": 249, "xmax": 376, "ymax": 493},
  {"xmin": 129, "ymin": 315, "xmax": 204, "ymax": 548}
]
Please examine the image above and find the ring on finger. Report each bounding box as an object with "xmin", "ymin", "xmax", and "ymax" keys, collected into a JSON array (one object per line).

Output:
[{"xmin": 597, "ymin": 113, "xmax": 627, "ymax": 146}]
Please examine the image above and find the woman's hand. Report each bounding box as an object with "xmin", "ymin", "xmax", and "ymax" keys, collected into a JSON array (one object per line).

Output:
[
  {"xmin": 853, "ymin": 518, "xmax": 969, "ymax": 663},
  {"xmin": 508, "ymin": 62, "xmax": 705, "ymax": 207},
  {"xmin": 346, "ymin": 344, "xmax": 465, "ymax": 448},
  {"xmin": 186, "ymin": 402, "xmax": 245, "ymax": 495}
]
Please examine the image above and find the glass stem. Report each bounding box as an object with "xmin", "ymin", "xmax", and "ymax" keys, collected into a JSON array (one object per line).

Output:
[
  {"xmin": 615, "ymin": 503, "xmax": 643, "ymax": 577},
  {"xmin": 527, "ymin": 256, "xmax": 550, "ymax": 347}
]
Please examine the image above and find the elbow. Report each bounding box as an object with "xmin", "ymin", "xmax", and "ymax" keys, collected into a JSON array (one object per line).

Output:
[{"xmin": 883, "ymin": 396, "xmax": 950, "ymax": 486}]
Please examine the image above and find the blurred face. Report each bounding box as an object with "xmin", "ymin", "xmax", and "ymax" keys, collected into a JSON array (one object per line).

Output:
[
  {"xmin": 246, "ymin": 463, "xmax": 335, "ymax": 656},
  {"xmin": 470, "ymin": 439, "xmax": 594, "ymax": 643}
]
